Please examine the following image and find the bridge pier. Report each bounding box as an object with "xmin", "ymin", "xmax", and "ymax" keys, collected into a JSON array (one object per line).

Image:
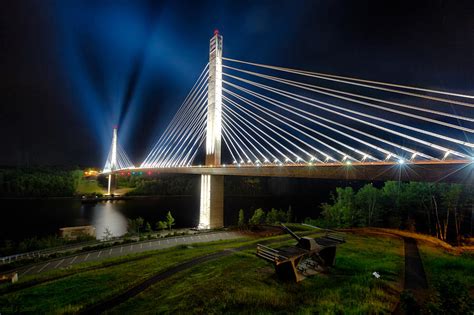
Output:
[
  {"xmin": 107, "ymin": 173, "xmax": 117, "ymax": 195},
  {"xmin": 199, "ymin": 175, "xmax": 224, "ymax": 229}
]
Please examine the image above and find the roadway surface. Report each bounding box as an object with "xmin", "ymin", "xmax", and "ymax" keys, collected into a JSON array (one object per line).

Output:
[
  {"xmin": 114, "ymin": 160, "xmax": 473, "ymax": 183},
  {"xmin": 6, "ymin": 231, "xmax": 243, "ymax": 278}
]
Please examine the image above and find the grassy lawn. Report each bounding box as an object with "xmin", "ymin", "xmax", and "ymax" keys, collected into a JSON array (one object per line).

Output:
[
  {"xmin": 418, "ymin": 243, "xmax": 474, "ymax": 295},
  {"xmin": 76, "ymin": 178, "xmax": 106, "ymax": 195},
  {"xmin": 0, "ymin": 237, "xmax": 257, "ymax": 314},
  {"xmin": 108, "ymin": 233, "xmax": 404, "ymax": 314}
]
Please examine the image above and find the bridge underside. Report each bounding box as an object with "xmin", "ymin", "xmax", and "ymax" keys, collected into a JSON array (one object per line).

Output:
[{"xmin": 115, "ymin": 160, "xmax": 473, "ymax": 184}]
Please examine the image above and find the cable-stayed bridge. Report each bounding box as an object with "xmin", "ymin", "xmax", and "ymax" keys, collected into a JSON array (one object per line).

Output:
[{"xmin": 102, "ymin": 31, "xmax": 473, "ymax": 229}]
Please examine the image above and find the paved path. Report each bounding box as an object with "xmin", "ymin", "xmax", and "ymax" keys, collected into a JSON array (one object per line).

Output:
[
  {"xmin": 393, "ymin": 237, "xmax": 428, "ymax": 314},
  {"xmin": 403, "ymin": 237, "xmax": 428, "ymax": 290},
  {"xmin": 5, "ymin": 231, "xmax": 243, "ymax": 278},
  {"xmin": 81, "ymin": 250, "xmax": 236, "ymax": 314}
]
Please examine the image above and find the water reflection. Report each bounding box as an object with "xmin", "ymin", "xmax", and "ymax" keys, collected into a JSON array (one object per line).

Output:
[
  {"xmin": 86, "ymin": 201, "xmax": 128, "ymax": 239},
  {"xmin": 0, "ymin": 194, "xmax": 317, "ymax": 242}
]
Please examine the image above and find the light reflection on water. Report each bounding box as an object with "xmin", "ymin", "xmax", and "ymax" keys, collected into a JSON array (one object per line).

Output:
[
  {"xmin": 88, "ymin": 202, "xmax": 128, "ymax": 239},
  {"xmin": 0, "ymin": 197, "xmax": 198, "ymax": 242}
]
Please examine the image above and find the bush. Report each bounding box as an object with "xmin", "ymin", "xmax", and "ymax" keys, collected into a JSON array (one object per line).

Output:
[
  {"xmin": 427, "ymin": 275, "xmax": 473, "ymax": 314},
  {"xmin": 265, "ymin": 208, "xmax": 287, "ymax": 224},
  {"xmin": 238, "ymin": 209, "xmax": 245, "ymax": 227},
  {"xmin": 249, "ymin": 208, "xmax": 266, "ymax": 225}
]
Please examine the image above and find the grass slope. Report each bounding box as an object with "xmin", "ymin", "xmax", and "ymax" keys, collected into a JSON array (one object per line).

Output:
[
  {"xmin": 75, "ymin": 179, "xmax": 106, "ymax": 195},
  {"xmin": 418, "ymin": 243, "xmax": 474, "ymax": 295},
  {"xmin": 109, "ymin": 233, "xmax": 404, "ymax": 314},
  {"xmin": 0, "ymin": 238, "xmax": 254, "ymax": 314}
]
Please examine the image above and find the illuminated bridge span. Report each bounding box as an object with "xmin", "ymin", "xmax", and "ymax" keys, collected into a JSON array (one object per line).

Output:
[{"xmin": 103, "ymin": 31, "xmax": 474, "ymax": 228}]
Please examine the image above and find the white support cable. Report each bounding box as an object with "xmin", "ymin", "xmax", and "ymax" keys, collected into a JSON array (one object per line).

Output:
[
  {"xmin": 104, "ymin": 149, "xmax": 112, "ymax": 171},
  {"xmin": 224, "ymin": 72, "xmax": 472, "ymax": 149},
  {"xmin": 239, "ymin": 83, "xmax": 435, "ymax": 161},
  {"xmin": 223, "ymin": 57, "xmax": 474, "ymax": 108},
  {"xmin": 143, "ymin": 86, "xmax": 205, "ymax": 166},
  {"xmin": 224, "ymin": 94, "xmax": 330, "ymax": 162},
  {"xmin": 174, "ymin": 120, "xmax": 207, "ymax": 167},
  {"xmin": 223, "ymin": 73, "xmax": 470, "ymax": 159},
  {"xmin": 255, "ymin": 71, "xmax": 473, "ymax": 123},
  {"xmin": 117, "ymin": 149, "xmax": 127, "ymax": 169},
  {"xmin": 144, "ymin": 81, "xmax": 209, "ymax": 166},
  {"xmin": 150, "ymin": 105, "xmax": 204, "ymax": 167},
  {"xmin": 178, "ymin": 121, "xmax": 207, "ymax": 166},
  {"xmin": 222, "ymin": 125, "xmax": 244, "ymax": 163},
  {"xmin": 224, "ymin": 101, "xmax": 308, "ymax": 162},
  {"xmin": 142, "ymin": 65, "xmax": 209, "ymax": 166},
  {"xmin": 104, "ymin": 142, "xmax": 134, "ymax": 172},
  {"xmin": 161, "ymin": 105, "xmax": 207, "ymax": 166},
  {"xmin": 221, "ymin": 131, "xmax": 238, "ymax": 164},
  {"xmin": 224, "ymin": 80, "xmax": 417, "ymax": 161},
  {"xmin": 222, "ymin": 118, "xmax": 259, "ymax": 163},
  {"xmin": 223, "ymin": 110, "xmax": 270, "ymax": 162},
  {"xmin": 222, "ymin": 109, "xmax": 274, "ymax": 162},
  {"xmin": 163, "ymin": 112, "xmax": 207, "ymax": 167},
  {"xmin": 223, "ymin": 88, "xmax": 372, "ymax": 161},
  {"xmin": 118, "ymin": 144, "xmax": 134, "ymax": 167},
  {"xmin": 223, "ymin": 118, "xmax": 258, "ymax": 163},
  {"xmin": 223, "ymin": 102, "xmax": 296, "ymax": 162},
  {"xmin": 185, "ymin": 127, "xmax": 207, "ymax": 166},
  {"xmin": 143, "ymin": 68, "xmax": 209, "ymax": 166},
  {"xmin": 156, "ymin": 100, "xmax": 207, "ymax": 167},
  {"xmin": 150, "ymin": 92, "xmax": 208, "ymax": 166},
  {"xmin": 222, "ymin": 123, "xmax": 251, "ymax": 163},
  {"xmin": 223, "ymin": 93, "xmax": 345, "ymax": 162},
  {"xmin": 223, "ymin": 65, "xmax": 474, "ymax": 130}
]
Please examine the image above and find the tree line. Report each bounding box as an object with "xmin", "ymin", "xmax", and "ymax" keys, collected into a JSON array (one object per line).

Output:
[
  {"xmin": 312, "ymin": 181, "xmax": 473, "ymax": 244},
  {"xmin": 0, "ymin": 168, "xmax": 83, "ymax": 197},
  {"xmin": 126, "ymin": 211, "xmax": 176, "ymax": 236},
  {"xmin": 115, "ymin": 175, "xmax": 199, "ymax": 196},
  {"xmin": 238, "ymin": 207, "xmax": 293, "ymax": 226}
]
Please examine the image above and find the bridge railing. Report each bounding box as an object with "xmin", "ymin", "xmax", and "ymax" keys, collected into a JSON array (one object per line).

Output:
[{"xmin": 0, "ymin": 239, "xmax": 100, "ymax": 265}]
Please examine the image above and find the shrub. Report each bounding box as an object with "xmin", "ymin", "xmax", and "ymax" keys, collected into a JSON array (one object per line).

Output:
[
  {"xmin": 427, "ymin": 275, "xmax": 473, "ymax": 314},
  {"xmin": 249, "ymin": 208, "xmax": 266, "ymax": 225}
]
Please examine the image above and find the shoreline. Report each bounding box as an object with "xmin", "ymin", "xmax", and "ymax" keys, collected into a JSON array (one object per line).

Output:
[{"xmin": 0, "ymin": 194, "xmax": 276, "ymax": 201}]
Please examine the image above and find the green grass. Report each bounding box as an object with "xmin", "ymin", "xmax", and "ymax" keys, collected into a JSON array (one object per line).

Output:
[
  {"xmin": 0, "ymin": 237, "xmax": 257, "ymax": 314},
  {"xmin": 0, "ymin": 232, "xmax": 406, "ymax": 314},
  {"xmin": 108, "ymin": 233, "xmax": 404, "ymax": 314},
  {"xmin": 75, "ymin": 178, "xmax": 105, "ymax": 194},
  {"xmin": 418, "ymin": 243, "xmax": 474, "ymax": 294}
]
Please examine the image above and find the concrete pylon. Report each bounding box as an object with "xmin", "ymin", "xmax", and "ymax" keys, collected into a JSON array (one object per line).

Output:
[
  {"xmin": 107, "ymin": 127, "xmax": 118, "ymax": 195},
  {"xmin": 199, "ymin": 31, "xmax": 224, "ymax": 229}
]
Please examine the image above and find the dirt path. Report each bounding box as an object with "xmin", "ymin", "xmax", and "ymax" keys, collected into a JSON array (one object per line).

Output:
[
  {"xmin": 393, "ymin": 237, "xmax": 428, "ymax": 314},
  {"xmin": 80, "ymin": 250, "xmax": 235, "ymax": 314},
  {"xmin": 403, "ymin": 237, "xmax": 428, "ymax": 291}
]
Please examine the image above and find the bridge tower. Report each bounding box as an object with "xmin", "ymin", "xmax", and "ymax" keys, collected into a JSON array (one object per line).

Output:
[
  {"xmin": 107, "ymin": 127, "xmax": 118, "ymax": 195},
  {"xmin": 199, "ymin": 30, "xmax": 224, "ymax": 229}
]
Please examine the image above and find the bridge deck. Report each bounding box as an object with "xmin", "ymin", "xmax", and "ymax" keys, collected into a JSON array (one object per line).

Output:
[{"xmin": 109, "ymin": 160, "xmax": 473, "ymax": 183}]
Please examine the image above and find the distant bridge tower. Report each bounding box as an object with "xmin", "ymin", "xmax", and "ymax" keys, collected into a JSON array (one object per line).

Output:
[
  {"xmin": 199, "ymin": 31, "xmax": 224, "ymax": 229},
  {"xmin": 107, "ymin": 127, "xmax": 118, "ymax": 195}
]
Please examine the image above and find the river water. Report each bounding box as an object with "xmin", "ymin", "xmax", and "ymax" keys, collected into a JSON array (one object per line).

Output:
[{"xmin": 0, "ymin": 193, "xmax": 330, "ymax": 242}]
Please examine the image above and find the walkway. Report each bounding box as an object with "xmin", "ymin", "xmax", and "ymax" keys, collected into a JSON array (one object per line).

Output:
[
  {"xmin": 393, "ymin": 237, "xmax": 428, "ymax": 314},
  {"xmin": 403, "ymin": 237, "xmax": 428, "ymax": 290},
  {"xmin": 5, "ymin": 231, "xmax": 243, "ymax": 278}
]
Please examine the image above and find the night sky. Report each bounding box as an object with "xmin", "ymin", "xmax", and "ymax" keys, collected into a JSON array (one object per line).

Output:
[{"xmin": 1, "ymin": 0, "xmax": 473, "ymax": 167}]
